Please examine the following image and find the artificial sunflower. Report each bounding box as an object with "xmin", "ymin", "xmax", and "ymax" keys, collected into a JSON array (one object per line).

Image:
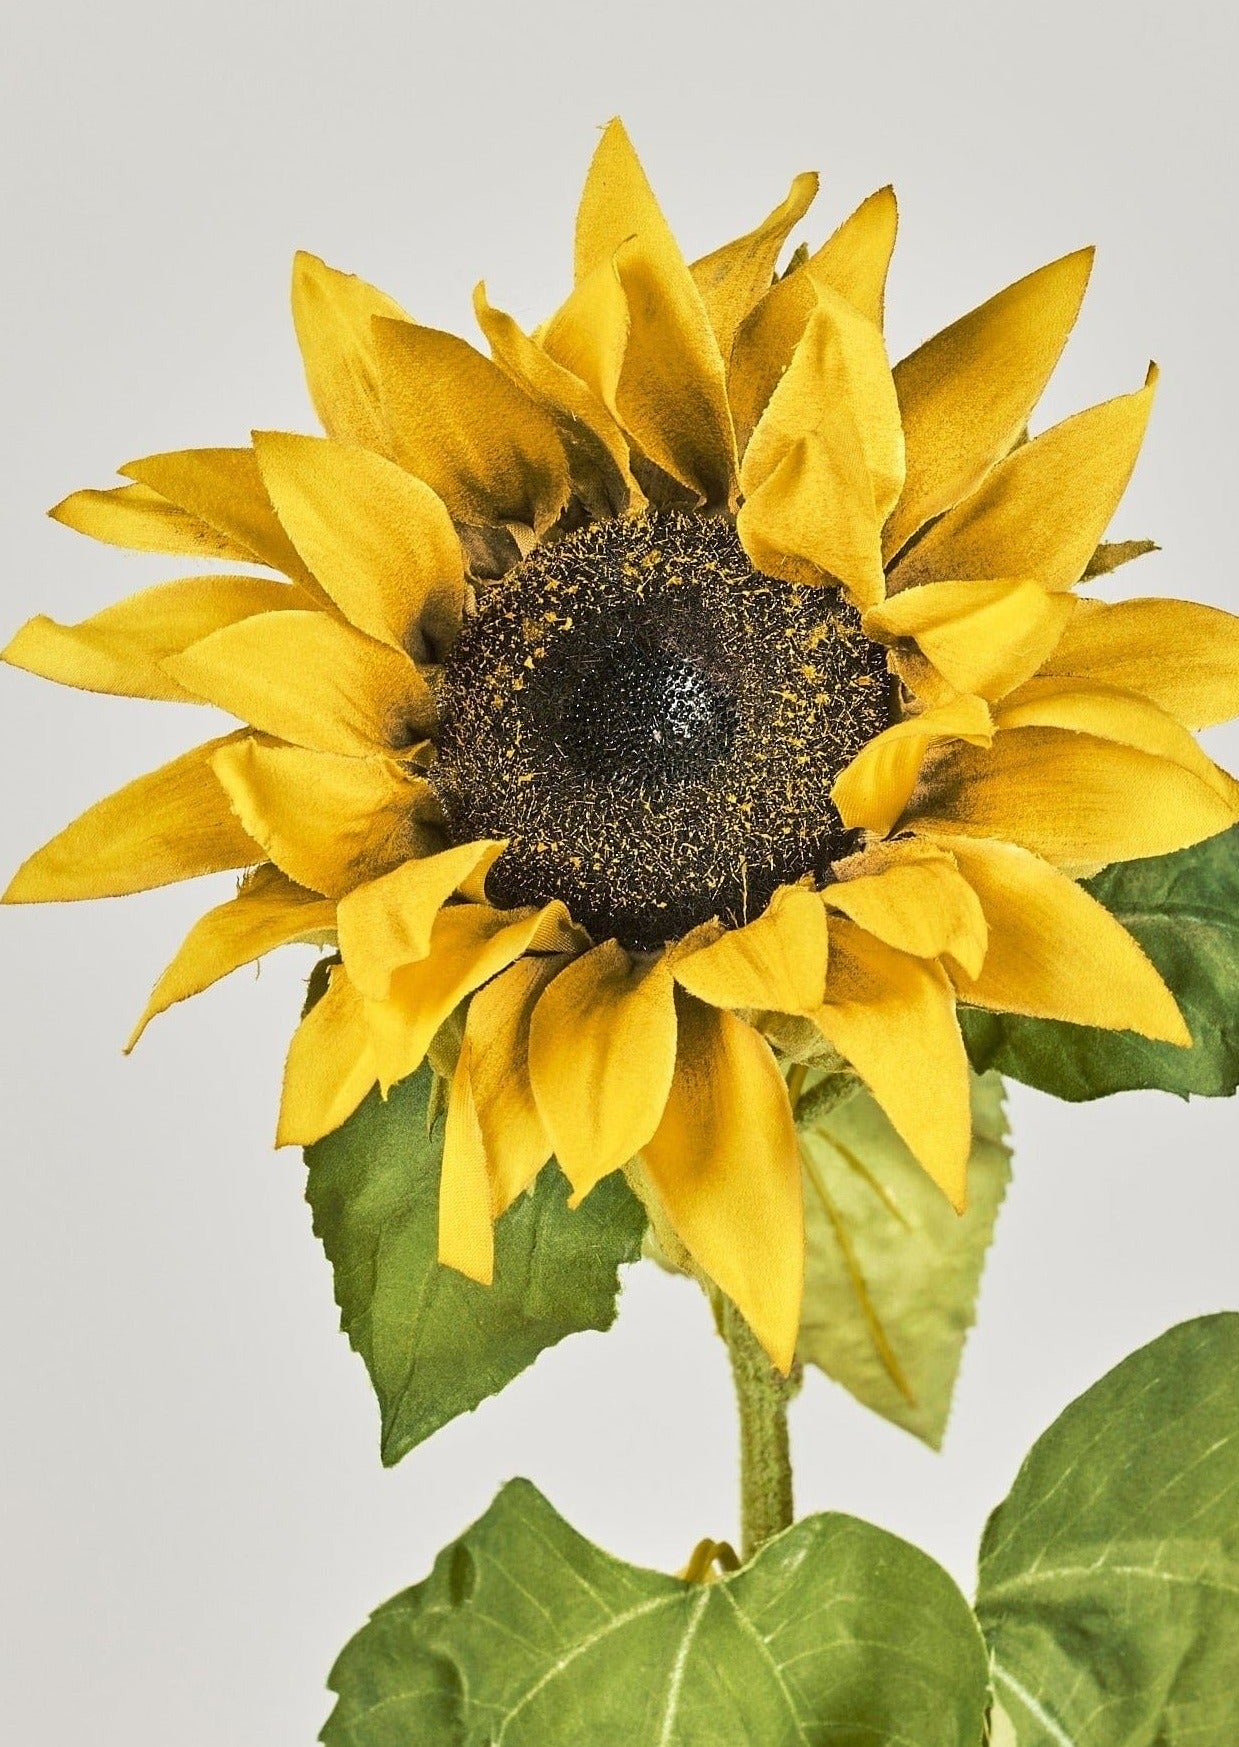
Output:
[{"xmin": 8, "ymin": 120, "xmax": 1239, "ymax": 1374}]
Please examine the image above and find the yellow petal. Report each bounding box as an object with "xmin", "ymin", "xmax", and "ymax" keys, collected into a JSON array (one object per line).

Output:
[
  {"xmin": 1, "ymin": 574, "xmax": 300, "ymax": 703},
  {"xmin": 737, "ymin": 434, "xmax": 886, "ymax": 605},
  {"xmin": 211, "ymin": 738, "xmax": 441, "ymax": 899},
  {"xmin": 728, "ymin": 186, "xmax": 899, "ymax": 446},
  {"xmin": 642, "ymin": 997, "xmax": 803, "ymax": 1373},
  {"xmin": 832, "ymin": 695, "xmax": 993, "ymax": 835},
  {"xmin": 439, "ymin": 1037, "xmax": 495, "ymax": 1285},
  {"xmin": 276, "ymin": 963, "xmax": 377, "ymax": 1147},
  {"xmin": 464, "ymin": 953, "xmax": 563, "ymax": 1214},
  {"xmin": 291, "ymin": 251, "xmax": 409, "ymax": 452},
  {"xmin": 690, "ymin": 171, "xmax": 819, "ymax": 359},
  {"xmin": 365, "ymin": 901, "xmax": 578, "ymax": 1093},
  {"xmin": 528, "ymin": 939, "xmax": 678, "ymax": 1201},
  {"xmin": 166, "ymin": 610, "xmax": 435, "ymax": 757},
  {"xmin": 119, "ymin": 448, "xmax": 316, "ymax": 589},
  {"xmin": 1041, "ymin": 596, "xmax": 1239, "ymax": 730},
  {"xmin": 127, "ymin": 865, "xmax": 336, "ymax": 1048},
  {"xmin": 251, "ymin": 430, "xmax": 464, "ymax": 660},
  {"xmin": 538, "ymin": 256, "xmax": 630, "ymax": 420},
  {"xmin": 922, "ymin": 833, "xmax": 1189, "ymax": 1043},
  {"xmin": 825, "ymin": 840, "xmax": 988, "ymax": 979},
  {"xmin": 474, "ymin": 283, "xmax": 638, "ymax": 520},
  {"xmin": 890, "ymin": 368, "xmax": 1158, "ymax": 593},
  {"xmin": 906, "ymin": 726, "xmax": 1237, "ymax": 866},
  {"xmin": 864, "ymin": 578, "xmax": 1074, "ymax": 701},
  {"xmin": 374, "ymin": 318, "xmax": 570, "ymax": 533},
  {"xmin": 814, "ymin": 921, "xmax": 971, "ymax": 1208},
  {"xmin": 885, "ymin": 249, "xmax": 1094, "ymax": 559},
  {"xmin": 336, "ymin": 841, "xmax": 508, "ymax": 999},
  {"xmin": 4, "ymin": 733, "xmax": 258, "ymax": 903},
  {"xmin": 49, "ymin": 482, "xmax": 258, "ymax": 563},
  {"xmin": 574, "ymin": 119, "xmax": 736, "ymax": 506},
  {"xmin": 672, "ymin": 884, "xmax": 828, "ymax": 1014}
]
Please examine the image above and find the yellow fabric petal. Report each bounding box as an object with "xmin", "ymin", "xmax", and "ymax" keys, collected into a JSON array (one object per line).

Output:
[
  {"xmin": 832, "ymin": 695, "xmax": 993, "ymax": 835},
  {"xmin": 464, "ymin": 953, "xmax": 563, "ymax": 1215},
  {"xmin": 1041, "ymin": 596, "xmax": 1239, "ymax": 730},
  {"xmin": 672, "ymin": 885, "xmax": 828, "ymax": 1014},
  {"xmin": 119, "ymin": 448, "xmax": 316, "ymax": 588},
  {"xmin": 922, "ymin": 833, "xmax": 1188, "ymax": 1043},
  {"xmin": 4, "ymin": 733, "xmax": 257, "ymax": 903},
  {"xmin": 689, "ymin": 171, "xmax": 819, "ymax": 360},
  {"xmin": 864, "ymin": 578, "xmax": 1074, "ymax": 702},
  {"xmin": 738, "ymin": 435, "xmax": 885, "ymax": 605},
  {"xmin": 906, "ymin": 726, "xmax": 1237, "ymax": 866},
  {"xmin": 642, "ymin": 997, "xmax": 803, "ymax": 1372},
  {"xmin": 891, "ymin": 368, "xmax": 1158, "ymax": 593},
  {"xmin": 474, "ymin": 283, "xmax": 638, "ymax": 520},
  {"xmin": 365, "ymin": 901, "xmax": 578, "ymax": 1094},
  {"xmin": 538, "ymin": 257, "xmax": 630, "ymax": 421},
  {"xmin": 825, "ymin": 840, "xmax": 988, "ymax": 979},
  {"xmin": 276, "ymin": 963, "xmax": 377, "ymax": 1147},
  {"xmin": 1, "ymin": 575, "xmax": 299, "ymax": 703},
  {"xmin": 336, "ymin": 841, "xmax": 508, "ymax": 999},
  {"xmin": 166, "ymin": 610, "xmax": 435, "ymax": 757},
  {"xmin": 127, "ymin": 865, "xmax": 336, "ymax": 1048},
  {"xmin": 252, "ymin": 431, "xmax": 465, "ymax": 660},
  {"xmin": 814, "ymin": 921, "xmax": 971, "ymax": 1209},
  {"xmin": 885, "ymin": 249, "xmax": 1094, "ymax": 559},
  {"xmin": 49, "ymin": 482, "xmax": 258, "ymax": 563},
  {"xmin": 291, "ymin": 251, "xmax": 409, "ymax": 453},
  {"xmin": 374, "ymin": 318, "xmax": 570, "ymax": 534},
  {"xmin": 727, "ymin": 186, "xmax": 899, "ymax": 448},
  {"xmin": 211, "ymin": 738, "xmax": 441, "ymax": 899},
  {"xmin": 528, "ymin": 939, "xmax": 678, "ymax": 1202},
  {"xmin": 439, "ymin": 1037, "xmax": 495, "ymax": 1285},
  {"xmin": 574, "ymin": 119, "xmax": 736, "ymax": 507}
]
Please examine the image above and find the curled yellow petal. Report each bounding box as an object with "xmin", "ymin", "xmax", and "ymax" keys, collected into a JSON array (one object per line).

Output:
[
  {"xmin": 439, "ymin": 1037, "xmax": 495, "ymax": 1285},
  {"xmin": 690, "ymin": 171, "xmax": 819, "ymax": 359},
  {"xmin": 864, "ymin": 578, "xmax": 1073, "ymax": 701},
  {"xmin": 120, "ymin": 448, "xmax": 315, "ymax": 588},
  {"xmin": 825, "ymin": 841, "xmax": 988, "ymax": 979},
  {"xmin": 49, "ymin": 482, "xmax": 258, "ymax": 563},
  {"xmin": 538, "ymin": 256, "xmax": 629, "ymax": 421},
  {"xmin": 642, "ymin": 997, "xmax": 803, "ymax": 1373},
  {"xmin": 291, "ymin": 251, "xmax": 409, "ymax": 453},
  {"xmin": 277, "ymin": 963, "xmax": 377, "ymax": 1147},
  {"xmin": 336, "ymin": 840, "xmax": 508, "ymax": 999},
  {"xmin": 464, "ymin": 954, "xmax": 563, "ymax": 1214},
  {"xmin": 1041, "ymin": 596, "xmax": 1239, "ymax": 730},
  {"xmin": 738, "ymin": 434, "xmax": 885, "ymax": 605},
  {"xmin": 832, "ymin": 695, "xmax": 993, "ymax": 835},
  {"xmin": 672, "ymin": 884, "xmax": 828, "ymax": 1014}
]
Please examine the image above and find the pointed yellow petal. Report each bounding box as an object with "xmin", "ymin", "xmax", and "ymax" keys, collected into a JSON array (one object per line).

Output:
[
  {"xmin": 166, "ymin": 610, "xmax": 435, "ymax": 757},
  {"xmin": 211, "ymin": 738, "xmax": 441, "ymax": 899},
  {"xmin": 119, "ymin": 448, "xmax": 316, "ymax": 588},
  {"xmin": 291, "ymin": 251, "xmax": 409, "ymax": 452},
  {"xmin": 528, "ymin": 939, "xmax": 678, "ymax": 1201},
  {"xmin": 891, "ymin": 368, "xmax": 1158, "ymax": 593},
  {"xmin": 277, "ymin": 963, "xmax": 377, "ymax": 1147},
  {"xmin": 251, "ymin": 430, "xmax": 465, "ymax": 660},
  {"xmin": 922, "ymin": 833, "xmax": 1188, "ymax": 1043},
  {"xmin": 738, "ymin": 435, "xmax": 885, "ymax": 605},
  {"xmin": 539, "ymin": 256, "xmax": 630, "ymax": 420},
  {"xmin": 906, "ymin": 727, "xmax": 1237, "ymax": 866},
  {"xmin": 464, "ymin": 953, "xmax": 563, "ymax": 1214},
  {"xmin": 673, "ymin": 884, "xmax": 828, "ymax": 1014},
  {"xmin": 574, "ymin": 119, "xmax": 736, "ymax": 506},
  {"xmin": 825, "ymin": 840, "xmax": 988, "ymax": 979},
  {"xmin": 886, "ymin": 249, "xmax": 1094, "ymax": 558},
  {"xmin": 1, "ymin": 575, "xmax": 300, "ymax": 703},
  {"xmin": 439, "ymin": 1038, "xmax": 495, "ymax": 1285},
  {"xmin": 690, "ymin": 171, "xmax": 819, "ymax": 359},
  {"xmin": 49, "ymin": 482, "xmax": 258, "ymax": 563},
  {"xmin": 642, "ymin": 998, "xmax": 803, "ymax": 1373},
  {"xmin": 4, "ymin": 733, "xmax": 258, "ymax": 903},
  {"xmin": 374, "ymin": 318, "xmax": 570, "ymax": 534},
  {"xmin": 336, "ymin": 841, "xmax": 508, "ymax": 999},
  {"xmin": 864, "ymin": 578, "xmax": 1074, "ymax": 701},
  {"xmin": 814, "ymin": 921, "xmax": 971, "ymax": 1209},
  {"xmin": 1041, "ymin": 596, "xmax": 1239, "ymax": 730},
  {"xmin": 128, "ymin": 866, "xmax": 336, "ymax": 1048},
  {"xmin": 832, "ymin": 695, "xmax": 993, "ymax": 835}
]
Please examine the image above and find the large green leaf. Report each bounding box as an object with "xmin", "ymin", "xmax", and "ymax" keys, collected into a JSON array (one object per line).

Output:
[
  {"xmin": 962, "ymin": 825, "xmax": 1239, "ymax": 1102},
  {"xmin": 798, "ymin": 1073, "xmax": 1011, "ymax": 1448},
  {"xmin": 976, "ymin": 1314, "xmax": 1239, "ymax": 1746},
  {"xmin": 323, "ymin": 1478, "xmax": 990, "ymax": 1746},
  {"xmin": 305, "ymin": 1066, "xmax": 647, "ymax": 1465}
]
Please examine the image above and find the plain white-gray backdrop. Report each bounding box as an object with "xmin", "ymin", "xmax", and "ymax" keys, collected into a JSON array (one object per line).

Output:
[{"xmin": 3, "ymin": 2, "xmax": 1237, "ymax": 1741}]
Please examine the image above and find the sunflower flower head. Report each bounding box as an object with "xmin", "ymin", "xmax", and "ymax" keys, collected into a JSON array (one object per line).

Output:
[{"xmin": 9, "ymin": 119, "xmax": 1239, "ymax": 1373}]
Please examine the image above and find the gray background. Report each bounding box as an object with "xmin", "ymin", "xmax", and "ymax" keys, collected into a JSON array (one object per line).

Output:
[{"xmin": 3, "ymin": 2, "xmax": 1237, "ymax": 1741}]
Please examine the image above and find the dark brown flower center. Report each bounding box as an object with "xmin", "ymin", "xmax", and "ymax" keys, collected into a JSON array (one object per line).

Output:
[{"xmin": 430, "ymin": 511, "xmax": 893, "ymax": 950}]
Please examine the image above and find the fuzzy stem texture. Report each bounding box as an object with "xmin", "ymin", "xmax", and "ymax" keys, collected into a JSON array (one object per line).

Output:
[{"xmin": 723, "ymin": 1298, "xmax": 796, "ymax": 1561}]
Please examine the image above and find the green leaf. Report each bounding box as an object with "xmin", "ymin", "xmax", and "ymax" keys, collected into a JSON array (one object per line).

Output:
[
  {"xmin": 323, "ymin": 1478, "xmax": 990, "ymax": 1746},
  {"xmin": 962, "ymin": 825, "xmax": 1239, "ymax": 1101},
  {"xmin": 798, "ymin": 1072, "xmax": 1011, "ymax": 1448},
  {"xmin": 305, "ymin": 1065, "xmax": 647, "ymax": 1466},
  {"xmin": 976, "ymin": 1314, "xmax": 1239, "ymax": 1746}
]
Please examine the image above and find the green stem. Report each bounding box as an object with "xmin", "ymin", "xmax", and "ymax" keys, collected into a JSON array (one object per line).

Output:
[{"xmin": 723, "ymin": 1298, "xmax": 796, "ymax": 1561}]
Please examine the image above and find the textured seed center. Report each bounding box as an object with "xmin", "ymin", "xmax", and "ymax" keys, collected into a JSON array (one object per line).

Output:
[{"xmin": 430, "ymin": 511, "xmax": 893, "ymax": 951}]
